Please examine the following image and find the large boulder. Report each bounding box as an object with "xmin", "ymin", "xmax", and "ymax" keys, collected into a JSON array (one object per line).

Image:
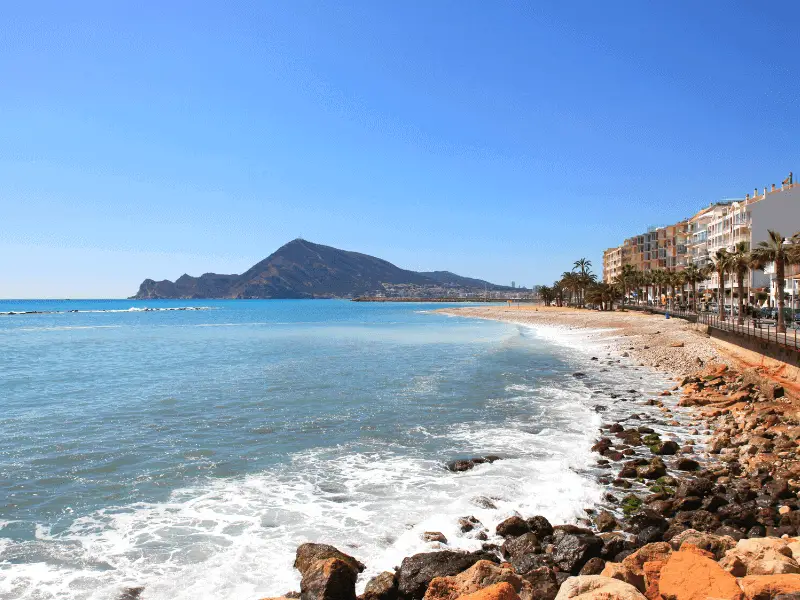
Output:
[
  {"xmin": 363, "ymin": 572, "xmax": 399, "ymax": 600},
  {"xmin": 739, "ymin": 574, "xmax": 800, "ymax": 600},
  {"xmin": 397, "ymin": 551, "xmax": 498, "ymax": 600},
  {"xmin": 659, "ymin": 547, "xmax": 744, "ymax": 600},
  {"xmin": 295, "ymin": 543, "xmax": 366, "ymax": 576},
  {"xmin": 457, "ymin": 583, "xmax": 521, "ymax": 600},
  {"xmin": 501, "ymin": 533, "xmax": 542, "ymax": 573},
  {"xmin": 518, "ymin": 567, "xmax": 559, "ymax": 600},
  {"xmin": 496, "ymin": 517, "xmax": 530, "ymax": 538},
  {"xmin": 423, "ymin": 561, "xmax": 532, "ymax": 600},
  {"xmin": 551, "ymin": 526, "xmax": 603, "ymax": 575},
  {"xmin": 720, "ymin": 538, "xmax": 800, "ymax": 576},
  {"xmin": 553, "ymin": 575, "xmax": 647, "ymax": 600},
  {"xmin": 668, "ymin": 529, "xmax": 736, "ymax": 560},
  {"xmin": 600, "ymin": 543, "xmax": 672, "ymax": 593},
  {"xmin": 300, "ymin": 557, "xmax": 358, "ymax": 600}
]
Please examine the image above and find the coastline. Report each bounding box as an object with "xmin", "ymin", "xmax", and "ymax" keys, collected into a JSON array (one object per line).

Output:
[{"xmin": 265, "ymin": 306, "xmax": 800, "ymax": 600}]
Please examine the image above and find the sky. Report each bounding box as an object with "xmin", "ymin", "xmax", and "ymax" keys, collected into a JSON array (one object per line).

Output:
[{"xmin": 2, "ymin": 1, "xmax": 799, "ymax": 298}]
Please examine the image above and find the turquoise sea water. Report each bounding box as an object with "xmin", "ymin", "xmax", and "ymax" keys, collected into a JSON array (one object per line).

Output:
[{"xmin": 0, "ymin": 300, "xmax": 672, "ymax": 599}]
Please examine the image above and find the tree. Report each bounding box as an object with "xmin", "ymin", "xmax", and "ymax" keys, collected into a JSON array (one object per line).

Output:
[
  {"xmin": 614, "ymin": 265, "xmax": 638, "ymax": 310},
  {"xmin": 682, "ymin": 263, "xmax": 708, "ymax": 313},
  {"xmin": 712, "ymin": 249, "xmax": 730, "ymax": 321},
  {"xmin": 727, "ymin": 242, "xmax": 751, "ymax": 325},
  {"xmin": 573, "ymin": 258, "xmax": 592, "ymax": 307},
  {"xmin": 538, "ymin": 285, "xmax": 554, "ymax": 306},
  {"xmin": 750, "ymin": 230, "xmax": 800, "ymax": 333}
]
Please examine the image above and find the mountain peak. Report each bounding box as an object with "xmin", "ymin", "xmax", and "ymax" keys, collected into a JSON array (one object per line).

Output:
[{"xmin": 131, "ymin": 240, "xmax": 511, "ymax": 299}]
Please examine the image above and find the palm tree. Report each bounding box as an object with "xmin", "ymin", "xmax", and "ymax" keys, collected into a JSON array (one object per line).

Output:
[
  {"xmin": 712, "ymin": 249, "xmax": 730, "ymax": 321},
  {"xmin": 586, "ymin": 282, "xmax": 618, "ymax": 311},
  {"xmin": 750, "ymin": 230, "xmax": 800, "ymax": 333},
  {"xmin": 538, "ymin": 285, "xmax": 554, "ymax": 306},
  {"xmin": 651, "ymin": 269, "xmax": 665, "ymax": 306},
  {"xmin": 727, "ymin": 242, "xmax": 751, "ymax": 325},
  {"xmin": 614, "ymin": 265, "xmax": 638, "ymax": 310},
  {"xmin": 682, "ymin": 263, "xmax": 703, "ymax": 312},
  {"xmin": 573, "ymin": 258, "xmax": 592, "ymax": 307}
]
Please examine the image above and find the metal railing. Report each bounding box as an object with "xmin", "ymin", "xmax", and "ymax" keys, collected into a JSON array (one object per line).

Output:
[{"xmin": 698, "ymin": 312, "xmax": 800, "ymax": 351}]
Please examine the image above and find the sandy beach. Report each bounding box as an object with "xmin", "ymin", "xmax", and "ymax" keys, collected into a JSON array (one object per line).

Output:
[{"xmin": 436, "ymin": 305, "xmax": 729, "ymax": 377}]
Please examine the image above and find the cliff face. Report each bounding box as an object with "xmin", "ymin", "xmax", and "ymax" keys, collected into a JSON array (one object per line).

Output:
[{"xmin": 132, "ymin": 239, "xmax": 499, "ymax": 299}]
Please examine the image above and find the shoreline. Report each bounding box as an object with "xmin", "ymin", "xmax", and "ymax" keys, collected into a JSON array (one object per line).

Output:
[{"xmin": 263, "ymin": 306, "xmax": 800, "ymax": 600}]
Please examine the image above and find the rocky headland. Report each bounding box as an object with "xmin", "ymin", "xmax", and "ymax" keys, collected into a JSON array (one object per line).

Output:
[{"xmin": 137, "ymin": 307, "xmax": 800, "ymax": 600}]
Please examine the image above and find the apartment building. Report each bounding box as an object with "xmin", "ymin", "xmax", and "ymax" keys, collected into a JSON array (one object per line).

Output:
[{"xmin": 600, "ymin": 175, "xmax": 800, "ymax": 306}]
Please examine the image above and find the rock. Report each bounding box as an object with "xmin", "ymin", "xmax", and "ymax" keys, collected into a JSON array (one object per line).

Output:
[
  {"xmin": 456, "ymin": 583, "xmax": 521, "ymax": 600},
  {"xmin": 398, "ymin": 551, "xmax": 498, "ymax": 600},
  {"xmin": 642, "ymin": 560, "xmax": 664, "ymax": 600},
  {"xmin": 676, "ymin": 458, "xmax": 701, "ymax": 472},
  {"xmin": 423, "ymin": 532, "xmax": 448, "ymax": 544},
  {"xmin": 518, "ymin": 566, "xmax": 559, "ymax": 600},
  {"xmin": 364, "ymin": 572, "xmax": 398, "ymax": 600},
  {"xmin": 501, "ymin": 533, "xmax": 542, "ymax": 573},
  {"xmin": 676, "ymin": 478, "xmax": 713, "ymax": 499},
  {"xmin": 668, "ymin": 529, "xmax": 736, "ymax": 560},
  {"xmin": 626, "ymin": 510, "xmax": 668, "ymax": 536},
  {"xmin": 638, "ymin": 458, "xmax": 667, "ymax": 480},
  {"xmin": 295, "ymin": 543, "xmax": 366, "ymax": 577},
  {"xmin": 551, "ymin": 526, "xmax": 604, "ymax": 574},
  {"xmin": 526, "ymin": 516, "xmax": 554, "ymax": 538},
  {"xmin": 118, "ymin": 589, "xmax": 145, "ymax": 600},
  {"xmin": 579, "ymin": 558, "xmax": 606, "ymax": 576},
  {"xmin": 473, "ymin": 497, "xmax": 498, "ymax": 510},
  {"xmin": 659, "ymin": 548, "xmax": 744, "ymax": 600},
  {"xmin": 554, "ymin": 575, "xmax": 647, "ymax": 600},
  {"xmin": 448, "ymin": 460, "xmax": 476, "ymax": 473},
  {"xmin": 300, "ymin": 557, "xmax": 358, "ymax": 600},
  {"xmin": 423, "ymin": 561, "xmax": 531, "ymax": 600},
  {"xmin": 596, "ymin": 511, "xmax": 618, "ymax": 533},
  {"xmin": 654, "ymin": 440, "xmax": 679, "ymax": 455},
  {"xmin": 601, "ymin": 563, "xmax": 645, "ymax": 592},
  {"xmin": 739, "ymin": 574, "xmax": 800, "ymax": 600},
  {"xmin": 720, "ymin": 538, "xmax": 800, "ymax": 576},
  {"xmin": 459, "ymin": 517, "xmax": 482, "ymax": 533},
  {"xmin": 496, "ymin": 516, "xmax": 530, "ymax": 538}
]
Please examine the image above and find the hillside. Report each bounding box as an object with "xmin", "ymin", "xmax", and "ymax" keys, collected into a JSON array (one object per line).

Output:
[{"xmin": 131, "ymin": 239, "xmax": 512, "ymax": 299}]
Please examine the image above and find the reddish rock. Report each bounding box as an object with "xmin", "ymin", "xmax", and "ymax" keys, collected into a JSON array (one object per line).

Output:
[
  {"xmin": 659, "ymin": 548, "xmax": 743, "ymax": 600},
  {"xmin": 642, "ymin": 560, "xmax": 664, "ymax": 600},
  {"xmin": 456, "ymin": 583, "xmax": 520, "ymax": 600},
  {"xmin": 423, "ymin": 561, "xmax": 532, "ymax": 600},
  {"xmin": 739, "ymin": 574, "xmax": 800, "ymax": 600},
  {"xmin": 300, "ymin": 557, "xmax": 358, "ymax": 600}
]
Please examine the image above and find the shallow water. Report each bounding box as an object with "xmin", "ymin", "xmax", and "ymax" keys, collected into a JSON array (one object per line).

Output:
[{"xmin": 0, "ymin": 300, "xmax": 674, "ymax": 599}]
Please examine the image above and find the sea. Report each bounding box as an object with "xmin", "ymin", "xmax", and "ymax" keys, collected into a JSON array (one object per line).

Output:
[{"xmin": 0, "ymin": 299, "xmax": 675, "ymax": 600}]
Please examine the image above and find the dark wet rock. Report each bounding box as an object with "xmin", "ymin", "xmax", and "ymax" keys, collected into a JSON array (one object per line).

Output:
[
  {"xmin": 608, "ymin": 423, "xmax": 625, "ymax": 433},
  {"xmin": 496, "ymin": 516, "xmax": 529, "ymax": 538},
  {"xmin": 362, "ymin": 572, "xmax": 398, "ymax": 600},
  {"xmin": 471, "ymin": 496, "xmax": 497, "ymax": 510},
  {"xmin": 676, "ymin": 457, "xmax": 700, "ymax": 471},
  {"xmin": 647, "ymin": 500, "xmax": 675, "ymax": 517},
  {"xmin": 626, "ymin": 509, "xmax": 668, "ymax": 535},
  {"xmin": 702, "ymin": 495, "xmax": 728, "ymax": 513},
  {"xmin": 676, "ymin": 478, "xmax": 713, "ymax": 499},
  {"xmin": 458, "ymin": 516, "xmax": 481, "ymax": 533},
  {"xmin": 592, "ymin": 438, "xmax": 613, "ymax": 453},
  {"xmin": 768, "ymin": 478, "xmax": 794, "ymax": 501},
  {"xmin": 447, "ymin": 460, "xmax": 475, "ymax": 472},
  {"xmin": 550, "ymin": 525, "xmax": 603, "ymax": 574},
  {"xmin": 714, "ymin": 525, "xmax": 745, "ymax": 541},
  {"xmin": 595, "ymin": 405, "xmax": 608, "ymax": 412},
  {"xmin": 689, "ymin": 509, "xmax": 722, "ymax": 532},
  {"xmin": 636, "ymin": 525, "xmax": 666, "ymax": 545},
  {"xmin": 673, "ymin": 496, "xmax": 703, "ymax": 512},
  {"xmin": 662, "ymin": 523, "xmax": 687, "ymax": 541},
  {"xmin": 519, "ymin": 566, "xmax": 559, "ymax": 600},
  {"xmin": 638, "ymin": 462, "xmax": 667, "ymax": 480},
  {"xmin": 526, "ymin": 515, "xmax": 554, "ymax": 538},
  {"xmin": 653, "ymin": 440, "xmax": 680, "ymax": 455},
  {"xmin": 573, "ymin": 372, "xmax": 587, "ymax": 378},
  {"xmin": 579, "ymin": 557, "xmax": 606, "ymax": 575},
  {"xmin": 118, "ymin": 588, "xmax": 145, "ymax": 600},
  {"xmin": 717, "ymin": 503, "xmax": 758, "ymax": 528},
  {"xmin": 301, "ymin": 557, "xmax": 358, "ymax": 600},
  {"xmin": 599, "ymin": 534, "xmax": 629, "ymax": 560},
  {"xmin": 595, "ymin": 511, "xmax": 618, "ymax": 532},
  {"xmin": 397, "ymin": 550, "xmax": 498, "ymax": 600},
  {"xmin": 422, "ymin": 532, "xmax": 447, "ymax": 544},
  {"xmin": 295, "ymin": 543, "xmax": 365, "ymax": 577},
  {"xmin": 502, "ymin": 532, "xmax": 543, "ymax": 573}
]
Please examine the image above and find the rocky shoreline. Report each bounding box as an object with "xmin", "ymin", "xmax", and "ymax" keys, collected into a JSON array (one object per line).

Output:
[{"xmin": 247, "ymin": 307, "xmax": 800, "ymax": 600}]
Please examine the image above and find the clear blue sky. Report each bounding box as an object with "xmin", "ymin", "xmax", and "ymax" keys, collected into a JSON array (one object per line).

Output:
[{"xmin": 3, "ymin": 1, "xmax": 798, "ymax": 298}]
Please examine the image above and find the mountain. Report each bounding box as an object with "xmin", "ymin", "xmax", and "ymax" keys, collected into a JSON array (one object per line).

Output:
[{"xmin": 131, "ymin": 239, "xmax": 513, "ymax": 299}]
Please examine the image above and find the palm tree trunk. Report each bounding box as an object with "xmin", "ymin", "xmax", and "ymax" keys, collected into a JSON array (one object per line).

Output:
[
  {"xmin": 777, "ymin": 258, "xmax": 786, "ymax": 333},
  {"xmin": 737, "ymin": 270, "xmax": 745, "ymax": 325},
  {"xmin": 718, "ymin": 268, "xmax": 725, "ymax": 321},
  {"xmin": 691, "ymin": 281, "xmax": 697, "ymax": 312}
]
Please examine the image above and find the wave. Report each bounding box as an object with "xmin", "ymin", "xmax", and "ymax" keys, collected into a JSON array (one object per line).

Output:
[{"xmin": 0, "ymin": 307, "xmax": 215, "ymax": 316}]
